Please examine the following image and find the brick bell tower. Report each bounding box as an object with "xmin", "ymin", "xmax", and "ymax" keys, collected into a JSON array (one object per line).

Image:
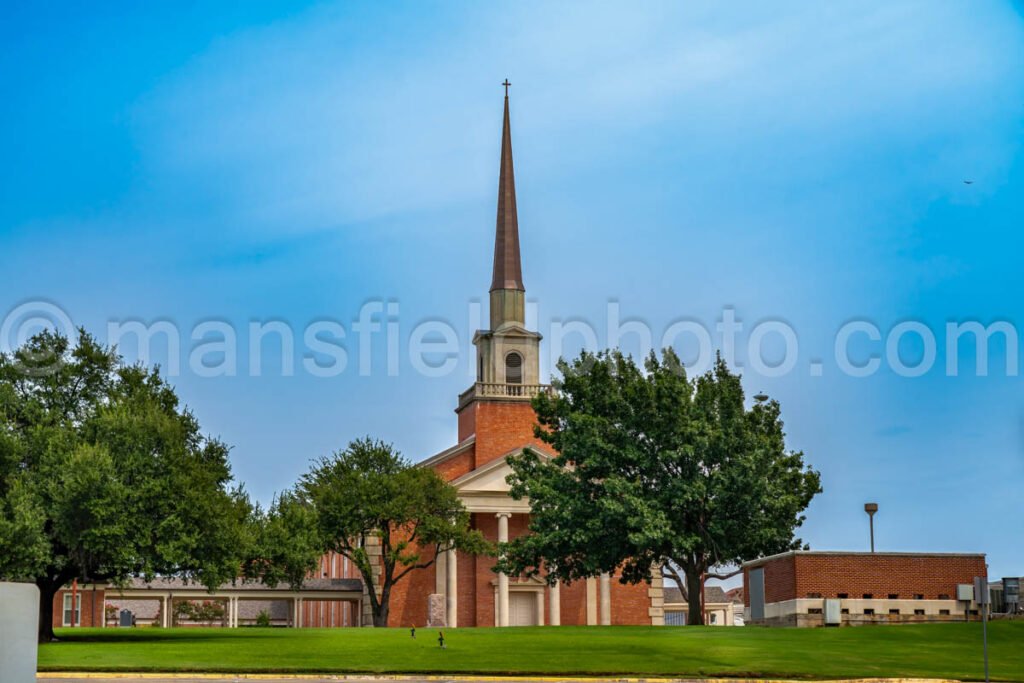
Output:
[{"xmin": 456, "ymin": 83, "xmax": 549, "ymax": 467}]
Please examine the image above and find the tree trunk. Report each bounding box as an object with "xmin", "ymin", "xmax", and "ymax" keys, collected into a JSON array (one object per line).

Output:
[
  {"xmin": 686, "ymin": 568, "xmax": 704, "ymax": 626},
  {"xmin": 37, "ymin": 580, "xmax": 58, "ymax": 643},
  {"xmin": 373, "ymin": 583, "xmax": 391, "ymax": 628}
]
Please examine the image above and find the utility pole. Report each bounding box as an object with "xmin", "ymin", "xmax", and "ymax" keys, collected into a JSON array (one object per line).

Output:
[
  {"xmin": 975, "ymin": 576, "xmax": 990, "ymax": 683},
  {"xmin": 864, "ymin": 503, "xmax": 878, "ymax": 552}
]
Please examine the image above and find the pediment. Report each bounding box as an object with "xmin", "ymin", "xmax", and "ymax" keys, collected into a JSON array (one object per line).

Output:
[{"xmin": 451, "ymin": 445, "xmax": 553, "ymax": 494}]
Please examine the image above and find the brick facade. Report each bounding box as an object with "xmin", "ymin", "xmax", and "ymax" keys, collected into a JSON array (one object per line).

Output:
[
  {"xmin": 743, "ymin": 551, "xmax": 987, "ymax": 627},
  {"xmin": 744, "ymin": 552, "xmax": 988, "ymax": 605},
  {"xmin": 457, "ymin": 400, "xmax": 548, "ymax": 469},
  {"xmin": 53, "ymin": 585, "xmax": 106, "ymax": 627}
]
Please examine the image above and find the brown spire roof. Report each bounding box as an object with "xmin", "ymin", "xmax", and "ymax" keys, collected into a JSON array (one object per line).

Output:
[{"xmin": 490, "ymin": 89, "xmax": 525, "ymax": 292}]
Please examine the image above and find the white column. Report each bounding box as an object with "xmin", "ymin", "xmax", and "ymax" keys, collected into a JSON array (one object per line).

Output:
[
  {"xmin": 548, "ymin": 582, "xmax": 561, "ymax": 626},
  {"xmin": 586, "ymin": 577, "xmax": 597, "ymax": 625},
  {"xmin": 599, "ymin": 572, "xmax": 611, "ymax": 625},
  {"xmin": 446, "ymin": 548, "xmax": 458, "ymax": 628},
  {"xmin": 497, "ymin": 512, "xmax": 510, "ymax": 627},
  {"xmin": 535, "ymin": 590, "xmax": 545, "ymax": 626},
  {"xmin": 293, "ymin": 598, "xmax": 301, "ymax": 628}
]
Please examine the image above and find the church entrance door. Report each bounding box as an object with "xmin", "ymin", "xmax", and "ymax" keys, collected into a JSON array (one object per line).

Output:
[{"xmin": 508, "ymin": 592, "xmax": 537, "ymax": 626}]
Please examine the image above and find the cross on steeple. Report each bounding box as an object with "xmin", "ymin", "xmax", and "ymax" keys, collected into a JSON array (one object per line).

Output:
[{"xmin": 502, "ymin": 79, "xmax": 511, "ymax": 97}]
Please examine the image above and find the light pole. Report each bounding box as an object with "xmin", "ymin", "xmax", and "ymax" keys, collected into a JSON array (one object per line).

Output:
[{"xmin": 864, "ymin": 503, "xmax": 878, "ymax": 552}]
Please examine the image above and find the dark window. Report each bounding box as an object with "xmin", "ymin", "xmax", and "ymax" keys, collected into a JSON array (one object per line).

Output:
[
  {"xmin": 505, "ymin": 352, "xmax": 523, "ymax": 384},
  {"xmin": 478, "ymin": 355, "xmax": 483, "ymax": 381},
  {"xmin": 970, "ymin": 609, "xmax": 979, "ymax": 616},
  {"xmin": 914, "ymin": 609, "xmax": 925, "ymax": 615},
  {"xmin": 808, "ymin": 608, "xmax": 823, "ymax": 614},
  {"xmin": 864, "ymin": 608, "xmax": 875, "ymax": 615},
  {"xmin": 939, "ymin": 609, "xmax": 951, "ymax": 616},
  {"xmin": 914, "ymin": 594, "xmax": 924, "ymax": 600},
  {"xmin": 938, "ymin": 593, "xmax": 950, "ymax": 600},
  {"xmin": 837, "ymin": 593, "xmax": 849, "ymax": 599},
  {"xmin": 888, "ymin": 594, "xmax": 899, "ymax": 600},
  {"xmin": 841, "ymin": 608, "xmax": 850, "ymax": 614},
  {"xmin": 889, "ymin": 608, "xmax": 900, "ymax": 615},
  {"xmin": 863, "ymin": 593, "xmax": 873, "ymax": 599},
  {"xmin": 806, "ymin": 592, "xmax": 822, "ymax": 599}
]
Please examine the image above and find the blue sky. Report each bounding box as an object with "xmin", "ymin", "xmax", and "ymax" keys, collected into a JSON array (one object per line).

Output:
[{"xmin": 2, "ymin": 1, "xmax": 1023, "ymax": 579}]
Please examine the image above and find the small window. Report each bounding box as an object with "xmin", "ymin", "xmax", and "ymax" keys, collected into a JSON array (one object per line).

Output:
[
  {"xmin": 888, "ymin": 593, "xmax": 899, "ymax": 600},
  {"xmin": 864, "ymin": 608, "xmax": 875, "ymax": 615},
  {"xmin": 807, "ymin": 608, "xmax": 823, "ymax": 614},
  {"xmin": 837, "ymin": 593, "xmax": 848, "ymax": 599},
  {"xmin": 863, "ymin": 593, "xmax": 873, "ymax": 599},
  {"xmin": 505, "ymin": 352, "xmax": 523, "ymax": 384},
  {"xmin": 841, "ymin": 608, "xmax": 850, "ymax": 614},
  {"xmin": 914, "ymin": 594, "xmax": 924, "ymax": 600},
  {"xmin": 889, "ymin": 608, "xmax": 900, "ymax": 615},
  {"xmin": 709, "ymin": 613, "xmax": 717, "ymax": 624},
  {"xmin": 938, "ymin": 593, "xmax": 950, "ymax": 600},
  {"xmin": 970, "ymin": 609, "xmax": 979, "ymax": 616},
  {"xmin": 939, "ymin": 609, "xmax": 951, "ymax": 616},
  {"xmin": 914, "ymin": 609, "xmax": 925, "ymax": 615},
  {"xmin": 62, "ymin": 594, "xmax": 81, "ymax": 627},
  {"xmin": 806, "ymin": 592, "xmax": 822, "ymax": 599}
]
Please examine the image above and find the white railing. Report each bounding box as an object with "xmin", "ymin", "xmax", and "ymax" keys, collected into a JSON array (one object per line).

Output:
[{"xmin": 458, "ymin": 382, "xmax": 554, "ymax": 407}]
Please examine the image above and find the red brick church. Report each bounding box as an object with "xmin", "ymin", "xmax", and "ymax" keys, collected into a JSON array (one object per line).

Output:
[
  {"xmin": 312, "ymin": 89, "xmax": 665, "ymax": 628},
  {"xmin": 391, "ymin": 90, "xmax": 664, "ymax": 628}
]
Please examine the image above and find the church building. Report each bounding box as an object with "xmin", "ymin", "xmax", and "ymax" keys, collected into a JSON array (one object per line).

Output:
[
  {"xmin": 53, "ymin": 89, "xmax": 666, "ymax": 630},
  {"xmin": 370, "ymin": 88, "xmax": 666, "ymax": 628}
]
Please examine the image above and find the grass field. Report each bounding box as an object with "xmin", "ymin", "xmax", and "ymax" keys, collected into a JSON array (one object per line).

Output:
[{"xmin": 38, "ymin": 622, "xmax": 1024, "ymax": 680}]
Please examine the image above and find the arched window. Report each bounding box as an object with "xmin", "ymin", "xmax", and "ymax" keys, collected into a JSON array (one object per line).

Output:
[{"xmin": 505, "ymin": 351, "xmax": 523, "ymax": 384}]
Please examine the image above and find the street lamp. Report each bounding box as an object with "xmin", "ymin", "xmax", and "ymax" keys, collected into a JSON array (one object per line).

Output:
[{"xmin": 864, "ymin": 502, "xmax": 878, "ymax": 552}]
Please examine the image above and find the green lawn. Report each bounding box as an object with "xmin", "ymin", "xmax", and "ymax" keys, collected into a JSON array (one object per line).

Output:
[{"xmin": 40, "ymin": 622, "xmax": 1024, "ymax": 680}]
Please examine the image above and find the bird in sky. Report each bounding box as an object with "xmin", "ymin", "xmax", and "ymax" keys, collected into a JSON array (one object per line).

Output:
[{"xmin": 964, "ymin": 180, "xmax": 974, "ymax": 184}]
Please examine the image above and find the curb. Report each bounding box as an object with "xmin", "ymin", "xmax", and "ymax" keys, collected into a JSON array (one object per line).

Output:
[{"xmin": 36, "ymin": 676, "xmax": 965, "ymax": 683}]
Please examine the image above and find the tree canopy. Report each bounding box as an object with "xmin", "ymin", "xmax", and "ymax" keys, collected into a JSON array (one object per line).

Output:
[
  {"xmin": 298, "ymin": 437, "xmax": 489, "ymax": 626},
  {"xmin": 0, "ymin": 330, "xmax": 254, "ymax": 641},
  {"xmin": 499, "ymin": 349, "xmax": 822, "ymax": 624}
]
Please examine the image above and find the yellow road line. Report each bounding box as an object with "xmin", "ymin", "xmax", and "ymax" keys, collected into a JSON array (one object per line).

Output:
[{"xmin": 37, "ymin": 675, "xmax": 963, "ymax": 683}]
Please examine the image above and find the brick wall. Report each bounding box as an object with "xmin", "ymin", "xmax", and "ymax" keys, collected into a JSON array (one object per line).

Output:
[
  {"xmin": 610, "ymin": 577, "xmax": 654, "ymax": 625},
  {"xmin": 744, "ymin": 552, "xmax": 987, "ymax": 605},
  {"xmin": 469, "ymin": 400, "xmax": 548, "ymax": 468},
  {"xmin": 53, "ymin": 586, "xmax": 106, "ymax": 627},
  {"xmin": 793, "ymin": 553, "xmax": 986, "ymax": 599},
  {"xmin": 432, "ymin": 445, "xmax": 475, "ymax": 482},
  {"xmin": 743, "ymin": 554, "xmax": 798, "ymax": 605}
]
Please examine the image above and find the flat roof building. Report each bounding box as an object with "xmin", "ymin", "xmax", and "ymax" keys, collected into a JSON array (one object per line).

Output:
[{"xmin": 743, "ymin": 550, "xmax": 987, "ymax": 627}]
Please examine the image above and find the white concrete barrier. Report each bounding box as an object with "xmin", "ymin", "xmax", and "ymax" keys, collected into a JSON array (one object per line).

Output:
[{"xmin": 0, "ymin": 582, "xmax": 40, "ymax": 683}]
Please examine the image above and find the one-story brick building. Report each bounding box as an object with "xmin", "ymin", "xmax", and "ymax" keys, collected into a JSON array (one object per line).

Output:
[{"xmin": 743, "ymin": 550, "xmax": 987, "ymax": 626}]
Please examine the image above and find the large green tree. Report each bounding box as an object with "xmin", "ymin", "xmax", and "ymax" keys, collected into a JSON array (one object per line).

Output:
[
  {"xmin": 0, "ymin": 330, "xmax": 254, "ymax": 641},
  {"xmin": 299, "ymin": 438, "xmax": 488, "ymax": 627},
  {"xmin": 500, "ymin": 349, "xmax": 822, "ymax": 625}
]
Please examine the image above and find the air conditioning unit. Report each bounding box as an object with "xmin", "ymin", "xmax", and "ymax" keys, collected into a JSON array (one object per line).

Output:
[{"xmin": 824, "ymin": 599, "xmax": 841, "ymax": 626}]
